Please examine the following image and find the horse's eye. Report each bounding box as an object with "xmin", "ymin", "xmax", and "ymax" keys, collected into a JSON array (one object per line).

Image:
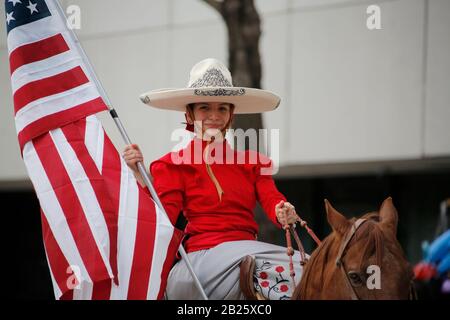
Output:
[{"xmin": 348, "ymin": 271, "xmax": 363, "ymax": 286}]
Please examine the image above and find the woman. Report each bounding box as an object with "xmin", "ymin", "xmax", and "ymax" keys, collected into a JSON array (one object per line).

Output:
[{"xmin": 124, "ymin": 58, "xmax": 304, "ymax": 300}]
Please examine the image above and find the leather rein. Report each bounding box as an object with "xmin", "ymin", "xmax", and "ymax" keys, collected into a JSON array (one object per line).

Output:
[{"xmin": 284, "ymin": 216, "xmax": 321, "ymax": 287}]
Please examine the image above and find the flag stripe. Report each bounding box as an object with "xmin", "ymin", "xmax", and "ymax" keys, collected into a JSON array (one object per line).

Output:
[
  {"xmin": 85, "ymin": 115, "xmax": 105, "ymax": 174},
  {"xmin": 23, "ymin": 139, "xmax": 93, "ymax": 291},
  {"xmin": 41, "ymin": 210, "xmax": 72, "ymax": 298},
  {"xmin": 127, "ymin": 191, "xmax": 157, "ymax": 299},
  {"xmin": 51, "ymin": 127, "xmax": 114, "ymax": 278},
  {"xmin": 15, "ymin": 83, "xmax": 103, "ymax": 133},
  {"xmin": 60, "ymin": 122, "xmax": 118, "ymax": 280},
  {"xmin": 147, "ymin": 209, "xmax": 163, "ymax": 299},
  {"xmin": 91, "ymin": 280, "xmax": 112, "ymax": 300},
  {"xmin": 17, "ymin": 96, "xmax": 106, "ymax": 151},
  {"xmin": 61, "ymin": 290, "xmax": 74, "ymax": 300},
  {"xmin": 33, "ymin": 130, "xmax": 112, "ymax": 283},
  {"xmin": 9, "ymin": 33, "xmax": 69, "ymax": 75},
  {"xmin": 98, "ymin": 126, "xmax": 121, "ymax": 285},
  {"xmin": 157, "ymin": 228, "xmax": 183, "ymax": 299},
  {"xmin": 11, "ymin": 51, "xmax": 82, "ymax": 93},
  {"xmin": 14, "ymin": 66, "xmax": 89, "ymax": 114},
  {"xmin": 110, "ymin": 166, "xmax": 139, "ymax": 299},
  {"xmin": 45, "ymin": 250, "xmax": 63, "ymax": 299},
  {"xmin": 80, "ymin": 116, "xmax": 120, "ymax": 293},
  {"xmin": 148, "ymin": 223, "xmax": 177, "ymax": 299},
  {"xmin": 81, "ymin": 116, "xmax": 115, "ymax": 298},
  {"xmin": 73, "ymin": 281, "xmax": 93, "ymax": 300}
]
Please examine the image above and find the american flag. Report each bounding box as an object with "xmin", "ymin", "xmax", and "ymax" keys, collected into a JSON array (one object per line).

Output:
[{"xmin": 5, "ymin": 0, "xmax": 182, "ymax": 299}]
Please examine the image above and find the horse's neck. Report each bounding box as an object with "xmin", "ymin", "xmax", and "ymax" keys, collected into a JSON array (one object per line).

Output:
[{"xmin": 296, "ymin": 234, "xmax": 341, "ymax": 299}]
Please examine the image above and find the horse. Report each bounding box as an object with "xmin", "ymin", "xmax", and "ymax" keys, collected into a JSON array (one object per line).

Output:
[{"xmin": 291, "ymin": 197, "xmax": 416, "ymax": 300}]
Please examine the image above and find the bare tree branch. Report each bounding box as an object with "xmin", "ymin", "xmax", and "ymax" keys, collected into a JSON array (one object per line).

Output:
[{"xmin": 201, "ymin": 0, "xmax": 223, "ymax": 14}]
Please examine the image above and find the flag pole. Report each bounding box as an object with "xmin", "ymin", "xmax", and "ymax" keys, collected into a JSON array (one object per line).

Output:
[{"xmin": 53, "ymin": 0, "xmax": 208, "ymax": 300}]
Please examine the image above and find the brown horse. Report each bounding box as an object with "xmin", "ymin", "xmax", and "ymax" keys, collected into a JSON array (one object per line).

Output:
[{"xmin": 292, "ymin": 197, "xmax": 415, "ymax": 300}]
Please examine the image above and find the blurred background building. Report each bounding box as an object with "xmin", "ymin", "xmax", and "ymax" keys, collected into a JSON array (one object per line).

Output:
[{"xmin": 1, "ymin": 0, "xmax": 449, "ymax": 299}]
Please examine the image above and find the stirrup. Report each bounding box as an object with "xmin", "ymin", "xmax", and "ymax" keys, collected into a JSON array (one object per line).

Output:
[{"xmin": 239, "ymin": 255, "xmax": 266, "ymax": 300}]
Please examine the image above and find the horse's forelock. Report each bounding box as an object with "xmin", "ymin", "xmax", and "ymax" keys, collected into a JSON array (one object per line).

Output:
[{"xmin": 354, "ymin": 221, "xmax": 385, "ymax": 268}]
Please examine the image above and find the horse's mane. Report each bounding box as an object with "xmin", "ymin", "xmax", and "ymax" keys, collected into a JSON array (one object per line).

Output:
[{"xmin": 295, "ymin": 212, "xmax": 385, "ymax": 299}]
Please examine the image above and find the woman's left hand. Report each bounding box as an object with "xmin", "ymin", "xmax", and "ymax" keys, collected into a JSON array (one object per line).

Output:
[{"xmin": 275, "ymin": 200, "xmax": 299, "ymax": 229}]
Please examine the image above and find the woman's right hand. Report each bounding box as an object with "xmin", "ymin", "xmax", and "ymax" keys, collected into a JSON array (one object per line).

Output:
[
  {"xmin": 123, "ymin": 144, "xmax": 144, "ymax": 173},
  {"xmin": 275, "ymin": 200, "xmax": 299, "ymax": 229}
]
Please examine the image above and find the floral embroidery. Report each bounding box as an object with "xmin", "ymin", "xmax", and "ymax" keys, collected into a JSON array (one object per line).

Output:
[
  {"xmin": 254, "ymin": 260, "xmax": 292, "ymax": 300},
  {"xmin": 280, "ymin": 284, "xmax": 289, "ymax": 292},
  {"xmin": 275, "ymin": 266, "xmax": 284, "ymax": 273}
]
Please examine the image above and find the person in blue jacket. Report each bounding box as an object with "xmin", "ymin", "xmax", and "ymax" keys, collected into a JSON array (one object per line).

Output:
[
  {"xmin": 425, "ymin": 230, "xmax": 450, "ymax": 277},
  {"xmin": 415, "ymin": 229, "xmax": 450, "ymax": 296}
]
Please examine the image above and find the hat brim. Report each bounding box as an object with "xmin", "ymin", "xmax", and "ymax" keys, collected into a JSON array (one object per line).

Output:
[{"xmin": 139, "ymin": 87, "xmax": 280, "ymax": 114}]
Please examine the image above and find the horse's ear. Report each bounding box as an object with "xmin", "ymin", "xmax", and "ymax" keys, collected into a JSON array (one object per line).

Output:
[
  {"xmin": 379, "ymin": 197, "xmax": 398, "ymax": 236},
  {"xmin": 325, "ymin": 199, "xmax": 350, "ymax": 235}
]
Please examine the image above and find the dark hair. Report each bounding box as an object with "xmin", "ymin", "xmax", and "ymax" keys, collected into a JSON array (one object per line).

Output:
[{"xmin": 186, "ymin": 103, "xmax": 195, "ymax": 112}]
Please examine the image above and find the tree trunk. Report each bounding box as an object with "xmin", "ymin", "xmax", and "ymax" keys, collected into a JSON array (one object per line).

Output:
[{"xmin": 203, "ymin": 0, "xmax": 264, "ymax": 151}]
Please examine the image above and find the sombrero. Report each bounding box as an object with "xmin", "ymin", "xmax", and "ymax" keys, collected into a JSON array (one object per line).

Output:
[{"xmin": 139, "ymin": 58, "xmax": 280, "ymax": 114}]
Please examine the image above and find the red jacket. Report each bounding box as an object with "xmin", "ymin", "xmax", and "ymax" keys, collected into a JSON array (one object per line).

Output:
[{"xmin": 148, "ymin": 138, "xmax": 286, "ymax": 253}]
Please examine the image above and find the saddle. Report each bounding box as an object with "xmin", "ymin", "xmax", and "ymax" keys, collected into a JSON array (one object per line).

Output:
[{"xmin": 239, "ymin": 255, "xmax": 265, "ymax": 300}]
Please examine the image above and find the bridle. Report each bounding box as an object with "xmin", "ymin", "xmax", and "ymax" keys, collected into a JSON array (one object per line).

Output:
[
  {"xmin": 335, "ymin": 218, "xmax": 368, "ymax": 300},
  {"xmin": 335, "ymin": 218, "xmax": 417, "ymax": 300}
]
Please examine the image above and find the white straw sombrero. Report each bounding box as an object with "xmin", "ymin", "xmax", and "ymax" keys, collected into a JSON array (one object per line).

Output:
[{"xmin": 139, "ymin": 58, "xmax": 280, "ymax": 114}]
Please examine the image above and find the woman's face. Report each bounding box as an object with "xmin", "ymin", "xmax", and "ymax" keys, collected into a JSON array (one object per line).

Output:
[{"xmin": 187, "ymin": 102, "xmax": 232, "ymax": 134}]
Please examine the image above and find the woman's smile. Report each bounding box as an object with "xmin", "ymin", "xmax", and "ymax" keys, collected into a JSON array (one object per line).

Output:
[{"xmin": 204, "ymin": 123, "xmax": 223, "ymax": 129}]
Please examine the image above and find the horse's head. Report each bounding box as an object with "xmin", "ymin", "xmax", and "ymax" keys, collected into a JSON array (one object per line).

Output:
[{"xmin": 294, "ymin": 197, "xmax": 415, "ymax": 300}]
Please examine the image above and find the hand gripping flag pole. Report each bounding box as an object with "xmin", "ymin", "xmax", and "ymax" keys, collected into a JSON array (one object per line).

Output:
[{"xmin": 53, "ymin": 0, "xmax": 208, "ymax": 300}]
